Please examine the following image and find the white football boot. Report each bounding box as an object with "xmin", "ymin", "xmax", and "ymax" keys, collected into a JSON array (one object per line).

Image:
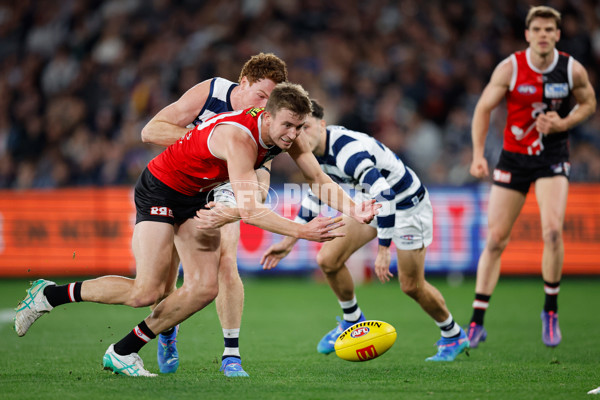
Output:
[
  {"xmin": 14, "ymin": 279, "xmax": 55, "ymax": 336},
  {"xmin": 103, "ymin": 344, "xmax": 157, "ymax": 377}
]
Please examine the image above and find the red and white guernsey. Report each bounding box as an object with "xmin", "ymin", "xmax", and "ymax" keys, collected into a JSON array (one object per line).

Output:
[
  {"xmin": 148, "ymin": 107, "xmax": 281, "ymax": 196},
  {"xmin": 504, "ymin": 48, "xmax": 574, "ymax": 155}
]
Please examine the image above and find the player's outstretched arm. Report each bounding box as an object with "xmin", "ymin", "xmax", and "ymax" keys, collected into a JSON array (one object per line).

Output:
[
  {"xmin": 287, "ymin": 136, "xmax": 380, "ymax": 223},
  {"xmin": 260, "ymin": 236, "xmax": 299, "ymax": 270},
  {"xmin": 210, "ymin": 124, "xmax": 346, "ymax": 242},
  {"xmin": 141, "ymin": 79, "xmax": 213, "ymax": 147}
]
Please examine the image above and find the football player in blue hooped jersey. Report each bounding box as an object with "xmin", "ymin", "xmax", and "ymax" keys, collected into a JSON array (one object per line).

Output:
[
  {"xmin": 260, "ymin": 100, "xmax": 470, "ymax": 361},
  {"xmin": 140, "ymin": 53, "xmax": 288, "ymax": 377}
]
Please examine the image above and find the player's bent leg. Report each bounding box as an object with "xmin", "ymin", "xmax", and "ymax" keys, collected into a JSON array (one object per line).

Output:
[
  {"xmin": 395, "ymin": 247, "xmax": 469, "ymax": 361},
  {"xmin": 316, "ymin": 217, "xmax": 375, "ymax": 354}
]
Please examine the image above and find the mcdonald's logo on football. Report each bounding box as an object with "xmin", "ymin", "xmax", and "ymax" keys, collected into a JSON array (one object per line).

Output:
[{"xmin": 356, "ymin": 345, "xmax": 379, "ymax": 361}]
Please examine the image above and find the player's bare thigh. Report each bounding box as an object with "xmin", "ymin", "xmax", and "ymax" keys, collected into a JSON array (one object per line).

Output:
[
  {"xmin": 395, "ymin": 246, "xmax": 427, "ymax": 284},
  {"xmin": 131, "ymin": 220, "xmax": 176, "ymax": 293},
  {"xmin": 174, "ymin": 218, "xmax": 221, "ymax": 287},
  {"xmin": 535, "ymin": 175, "xmax": 568, "ymax": 230},
  {"xmin": 318, "ymin": 215, "xmax": 376, "ymax": 266},
  {"xmin": 486, "ymin": 185, "xmax": 527, "ymax": 239}
]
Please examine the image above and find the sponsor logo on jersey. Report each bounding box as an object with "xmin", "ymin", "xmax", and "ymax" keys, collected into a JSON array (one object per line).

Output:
[
  {"xmin": 544, "ymin": 83, "xmax": 568, "ymax": 99},
  {"xmin": 245, "ymin": 107, "xmax": 263, "ymax": 117},
  {"xmin": 517, "ymin": 84, "xmax": 537, "ymax": 95},
  {"xmin": 351, "ymin": 327, "xmax": 370, "ymax": 338},
  {"xmin": 493, "ymin": 169, "xmax": 512, "ymax": 183},
  {"xmin": 356, "ymin": 345, "xmax": 379, "ymax": 361}
]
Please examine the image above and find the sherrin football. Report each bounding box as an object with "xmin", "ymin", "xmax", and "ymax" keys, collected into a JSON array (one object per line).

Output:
[{"xmin": 334, "ymin": 320, "xmax": 397, "ymax": 362}]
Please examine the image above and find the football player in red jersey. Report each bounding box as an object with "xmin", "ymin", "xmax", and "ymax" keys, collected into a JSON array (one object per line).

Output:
[
  {"xmin": 15, "ymin": 83, "xmax": 380, "ymax": 377},
  {"xmin": 466, "ymin": 6, "xmax": 596, "ymax": 348},
  {"xmin": 140, "ymin": 53, "xmax": 287, "ymax": 377}
]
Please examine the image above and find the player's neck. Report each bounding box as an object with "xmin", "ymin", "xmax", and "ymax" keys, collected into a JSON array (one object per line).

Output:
[
  {"xmin": 528, "ymin": 47, "xmax": 556, "ymax": 70},
  {"xmin": 313, "ymin": 129, "xmax": 327, "ymax": 157},
  {"xmin": 230, "ymin": 86, "xmax": 242, "ymax": 110}
]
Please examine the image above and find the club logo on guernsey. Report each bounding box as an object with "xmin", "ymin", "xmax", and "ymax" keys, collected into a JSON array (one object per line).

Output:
[
  {"xmin": 517, "ymin": 84, "xmax": 537, "ymax": 95},
  {"xmin": 150, "ymin": 206, "xmax": 174, "ymax": 218},
  {"xmin": 356, "ymin": 345, "xmax": 379, "ymax": 361},
  {"xmin": 351, "ymin": 327, "xmax": 370, "ymax": 338},
  {"xmin": 544, "ymin": 83, "xmax": 568, "ymax": 99}
]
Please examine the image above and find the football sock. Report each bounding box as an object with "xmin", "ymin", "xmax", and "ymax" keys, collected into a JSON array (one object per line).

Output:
[
  {"xmin": 44, "ymin": 282, "xmax": 83, "ymax": 307},
  {"xmin": 471, "ymin": 293, "xmax": 491, "ymax": 325},
  {"xmin": 114, "ymin": 320, "xmax": 156, "ymax": 356},
  {"xmin": 339, "ymin": 296, "xmax": 362, "ymax": 322},
  {"xmin": 222, "ymin": 328, "xmax": 241, "ymax": 360},
  {"xmin": 543, "ymin": 281, "xmax": 560, "ymax": 312},
  {"xmin": 436, "ymin": 313, "xmax": 461, "ymax": 338}
]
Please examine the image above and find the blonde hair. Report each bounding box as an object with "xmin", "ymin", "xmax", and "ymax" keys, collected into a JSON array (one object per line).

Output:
[{"xmin": 526, "ymin": 6, "xmax": 561, "ymax": 29}]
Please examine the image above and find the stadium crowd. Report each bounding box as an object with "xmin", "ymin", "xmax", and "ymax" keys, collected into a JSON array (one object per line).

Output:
[{"xmin": 0, "ymin": 0, "xmax": 599, "ymax": 189}]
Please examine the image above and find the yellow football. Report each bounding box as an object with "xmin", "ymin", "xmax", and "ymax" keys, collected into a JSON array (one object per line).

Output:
[{"xmin": 334, "ymin": 320, "xmax": 397, "ymax": 362}]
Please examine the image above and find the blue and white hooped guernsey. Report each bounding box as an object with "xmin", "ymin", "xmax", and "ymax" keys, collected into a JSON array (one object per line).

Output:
[
  {"xmin": 190, "ymin": 77, "xmax": 237, "ymax": 127},
  {"xmin": 295, "ymin": 125, "xmax": 425, "ymax": 247}
]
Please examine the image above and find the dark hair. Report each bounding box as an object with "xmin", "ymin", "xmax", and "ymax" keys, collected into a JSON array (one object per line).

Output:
[
  {"xmin": 239, "ymin": 53, "xmax": 288, "ymax": 85},
  {"xmin": 265, "ymin": 82, "xmax": 312, "ymax": 117},
  {"xmin": 526, "ymin": 6, "xmax": 561, "ymax": 29},
  {"xmin": 310, "ymin": 99, "xmax": 324, "ymax": 120}
]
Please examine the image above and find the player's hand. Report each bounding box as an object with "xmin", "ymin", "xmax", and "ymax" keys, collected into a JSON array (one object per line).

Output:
[
  {"xmin": 374, "ymin": 245, "xmax": 393, "ymax": 283},
  {"xmin": 350, "ymin": 199, "xmax": 381, "ymax": 224},
  {"xmin": 470, "ymin": 156, "xmax": 489, "ymax": 179},
  {"xmin": 536, "ymin": 111, "xmax": 566, "ymax": 135},
  {"xmin": 298, "ymin": 216, "xmax": 345, "ymax": 242},
  {"xmin": 260, "ymin": 240, "xmax": 294, "ymax": 270},
  {"xmin": 194, "ymin": 201, "xmax": 239, "ymax": 229}
]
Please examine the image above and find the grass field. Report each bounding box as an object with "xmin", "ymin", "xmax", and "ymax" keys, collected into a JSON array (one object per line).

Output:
[{"xmin": 0, "ymin": 275, "xmax": 599, "ymax": 399}]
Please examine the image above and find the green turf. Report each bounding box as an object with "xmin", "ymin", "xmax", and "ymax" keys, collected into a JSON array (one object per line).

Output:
[{"xmin": 1, "ymin": 276, "xmax": 598, "ymax": 399}]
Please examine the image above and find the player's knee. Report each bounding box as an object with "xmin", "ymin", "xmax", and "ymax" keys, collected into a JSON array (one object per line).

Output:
[
  {"xmin": 317, "ymin": 253, "xmax": 342, "ymax": 275},
  {"xmin": 399, "ymin": 278, "xmax": 420, "ymax": 299},
  {"xmin": 127, "ymin": 289, "xmax": 163, "ymax": 308},
  {"xmin": 542, "ymin": 228, "xmax": 562, "ymax": 247},
  {"xmin": 486, "ymin": 232, "xmax": 509, "ymax": 254}
]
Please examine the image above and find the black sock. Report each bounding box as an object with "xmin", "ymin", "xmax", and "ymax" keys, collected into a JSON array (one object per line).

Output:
[
  {"xmin": 543, "ymin": 281, "xmax": 560, "ymax": 313},
  {"xmin": 44, "ymin": 282, "xmax": 83, "ymax": 307},
  {"xmin": 114, "ymin": 321, "xmax": 156, "ymax": 356},
  {"xmin": 470, "ymin": 293, "xmax": 491, "ymax": 325}
]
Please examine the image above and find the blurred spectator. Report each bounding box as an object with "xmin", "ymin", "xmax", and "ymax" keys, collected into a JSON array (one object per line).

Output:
[{"xmin": 0, "ymin": 0, "xmax": 598, "ymax": 189}]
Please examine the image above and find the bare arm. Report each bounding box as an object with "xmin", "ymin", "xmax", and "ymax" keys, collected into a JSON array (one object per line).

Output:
[
  {"xmin": 141, "ymin": 79, "xmax": 212, "ymax": 146},
  {"xmin": 470, "ymin": 58, "xmax": 512, "ymax": 178},
  {"xmin": 255, "ymin": 159, "xmax": 273, "ymax": 203},
  {"xmin": 288, "ymin": 135, "xmax": 379, "ymax": 223},
  {"xmin": 536, "ymin": 60, "xmax": 597, "ymax": 134},
  {"xmin": 210, "ymin": 124, "xmax": 345, "ymax": 242}
]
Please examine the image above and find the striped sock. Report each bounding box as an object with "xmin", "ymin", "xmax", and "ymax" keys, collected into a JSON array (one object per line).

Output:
[
  {"xmin": 114, "ymin": 320, "xmax": 156, "ymax": 356},
  {"xmin": 339, "ymin": 296, "xmax": 362, "ymax": 323},
  {"xmin": 436, "ymin": 313, "xmax": 461, "ymax": 338},
  {"xmin": 222, "ymin": 328, "xmax": 241, "ymax": 360},
  {"xmin": 44, "ymin": 282, "xmax": 83, "ymax": 307},
  {"xmin": 471, "ymin": 293, "xmax": 491, "ymax": 325},
  {"xmin": 543, "ymin": 281, "xmax": 560, "ymax": 312}
]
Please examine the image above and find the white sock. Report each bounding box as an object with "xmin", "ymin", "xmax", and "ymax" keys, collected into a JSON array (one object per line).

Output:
[
  {"xmin": 223, "ymin": 328, "xmax": 241, "ymax": 358},
  {"xmin": 339, "ymin": 296, "xmax": 362, "ymax": 322},
  {"xmin": 436, "ymin": 313, "xmax": 461, "ymax": 338}
]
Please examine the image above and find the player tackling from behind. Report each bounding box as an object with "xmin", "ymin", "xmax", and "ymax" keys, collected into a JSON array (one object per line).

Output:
[
  {"xmin": 15, "ymin": 83, "xmax": 380, "ymax": 377},
  {"xmin": 201, "ymin": 100, "xmax": 470, "ymax": 361},
  {"xmin": 466, "ymin": 6, "xmax": 596, "ymax": 348}
]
